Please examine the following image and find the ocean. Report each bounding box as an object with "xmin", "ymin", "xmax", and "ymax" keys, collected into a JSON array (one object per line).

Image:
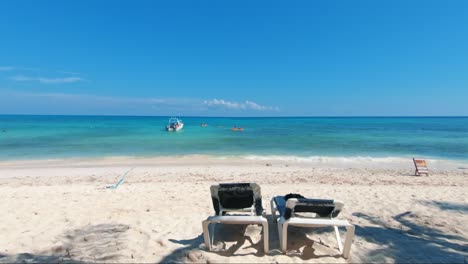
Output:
[{"xmin": 0, "ymin": 115, "xmax": 467, "ymax": 161}]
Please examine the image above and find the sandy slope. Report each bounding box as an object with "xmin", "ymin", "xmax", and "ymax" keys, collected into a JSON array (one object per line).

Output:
[{"xmin": 0, "ymin": 156, "xmax": 467, "ymax": 263}]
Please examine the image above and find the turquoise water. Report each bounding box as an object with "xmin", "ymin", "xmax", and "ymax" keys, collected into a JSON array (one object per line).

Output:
[{"xmin": 0, "ymin": 115, "xmax": 467, "ymax": 160}]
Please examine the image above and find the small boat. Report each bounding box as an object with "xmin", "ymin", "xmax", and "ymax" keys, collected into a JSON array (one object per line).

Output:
[
  {"xmin": 166, "ymin": 117, "xmax": 184, "ymax": 131},
  {"xmin": 231, "ymin": 126, "xmax": 244, "ymax": 131},
  {"xmin": 201, "ymin": 123, "xmax": 208, "ymax": 127}
]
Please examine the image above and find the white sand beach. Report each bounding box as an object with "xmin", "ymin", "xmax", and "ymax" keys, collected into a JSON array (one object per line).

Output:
[{"xmin": 0, "ymin": 156, "xmax": 467, "ymax": 263}]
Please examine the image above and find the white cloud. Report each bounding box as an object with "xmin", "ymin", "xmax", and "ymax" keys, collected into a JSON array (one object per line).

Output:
[
  {"xmin": 1, "ymin": 66, "xmax": 81, "ymax": 77},
  {"xmin": 3, "ymin": 89, "xmax": 194, "ymax": 107},
  {"xmin": 10, "ymin": 75, "xmax": 83, "ymax": 84},
  {"xmin": 204, "ymin": 99, "xmax": 242, "ymax": 109},
  {"xmin": 0, "ymin": 66, "xmax": 42, "ymax": 72},
  {"xmin": 0, "ymin": 89, "xmax": 207, "ymax": 116},
  {"xmin": 39, "ymin": 77, "xmax": 82, "ymax": 84},
  {"xmin": 204, "ymin": 98, "xmax": 278, "ymax": 111},
  {"xmin": 244, "ymin": 100, "xmax": 276, "ymax": 111},
  {"xmin": 0, "ymin": 89, "xmax": 281, "ymax": 116}
]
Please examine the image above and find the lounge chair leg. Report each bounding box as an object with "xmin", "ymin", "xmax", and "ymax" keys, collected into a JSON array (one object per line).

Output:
[
  {"xmin": 202, "ymin": 220, "xmax": 212, "ymax": 251},
  {"xmin": 270, "ymin": 199, "xmax": 277, "ymax": 222},
  {"xmin": 261, "ymin": 219, "xmax": 269, "ymax": 254},
  {"xmin": 334, "ymin": 226, "xmax": 343, "ymax": 254},
  {"xmin": 281, "ymin": 222, "xmax": 288, "ymax": 254},
  {"xmin": 210, "ymin": 222, "xmax": 216, "ymax": 245},
  {"xmin": 343, "ymin": 225, "xmax": 355, "ymax": 259},
  {"xmin": 277, "ymin": 220, "xmax": 282, "ymax": 251}
]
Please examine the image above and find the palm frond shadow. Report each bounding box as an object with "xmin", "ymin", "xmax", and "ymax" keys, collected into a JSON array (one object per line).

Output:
[{"xmin": 353, "ymin": 212, "xmax": 467, "ymax": 263}]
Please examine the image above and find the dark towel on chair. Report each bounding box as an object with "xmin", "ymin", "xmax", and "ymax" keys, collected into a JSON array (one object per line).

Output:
[
  {"xmin": 212, "ymin": 183, "xmax": 264, "ymax": 216},
  {"xmin": 285, "ymin": 193, "xmax": 306, "ymax": 200},
  {"xmin": 274, "ymin": 195, "xmax": 337, "ymax": 219}
]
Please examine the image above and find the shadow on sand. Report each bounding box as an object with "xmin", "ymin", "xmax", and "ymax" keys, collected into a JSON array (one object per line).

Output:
[
  {"xmin": 0, "ymin": 253, "xmax": 86, "ymax": 263},
  {"xmin": 160, "ymin": 214, "xmax": 345, "ymax": 263},
  {"xmin": 353, "ymin": 211, "xmax": 467, "ymax": 263},
  {"xmin": 161, "ymin": 225, "xmax": 266, "ymax": 263},
  {"xmin": 419, "ymin": 200, "xmax": 468, "ymax": 212},
  {"xmin": 0, "ymin": 223, "xmax": 133, "ymax": 263},
  {"xmin": 3, "ymin": 211, "xmax": 466, "ymax": 263}
]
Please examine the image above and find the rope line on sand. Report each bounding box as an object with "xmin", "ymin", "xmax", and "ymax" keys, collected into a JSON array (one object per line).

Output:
[{"xmin": 106, "ymin": 168, "xmax": 134, "ymax": 189}]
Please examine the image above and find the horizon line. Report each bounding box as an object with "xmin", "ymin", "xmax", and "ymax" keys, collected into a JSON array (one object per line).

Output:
[{"xmin": 1, "ymin": 114, "xmax": 467, "ymax": 118}]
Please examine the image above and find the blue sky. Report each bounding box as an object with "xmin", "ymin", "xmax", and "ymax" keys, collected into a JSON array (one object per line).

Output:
[{"xmin": 0, "ymin": 0, "xmax": 467, "ymax": 116}]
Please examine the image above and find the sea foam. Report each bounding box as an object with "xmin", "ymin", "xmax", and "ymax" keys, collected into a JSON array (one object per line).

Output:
[{"xmin": 242, "ymin": 155, "xmax": 466, "ymax": 170}]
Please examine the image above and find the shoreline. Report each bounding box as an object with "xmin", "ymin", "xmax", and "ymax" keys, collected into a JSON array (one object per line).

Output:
[{"xmin": 0, "ymin": 154, "xmax": 467, "ymax": 172}]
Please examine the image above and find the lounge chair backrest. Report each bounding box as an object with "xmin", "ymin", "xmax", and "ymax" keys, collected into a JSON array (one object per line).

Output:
[
  {"xmin": 285, "ymin": 198, "xmax": 344, "ymax": 219},
  {"xmin": 413, "ymin": 158, "xmax": 427, "ymax": 168},
  {"xmin": 210, "ymin": 183, "xmax": 263, "ymax": 216},
  {"xmin": 413, "ymin": 158, "xmax": 429, "ymax": 176}
]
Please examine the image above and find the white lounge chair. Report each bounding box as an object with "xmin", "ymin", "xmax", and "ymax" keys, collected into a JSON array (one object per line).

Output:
[
  {"xmin": 202, "ymin": 183, "xmax": 269, "ymax": 254},
  {"xmin": 271, "ymin": 195, "xmax": 355, "ymax": 258}
]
